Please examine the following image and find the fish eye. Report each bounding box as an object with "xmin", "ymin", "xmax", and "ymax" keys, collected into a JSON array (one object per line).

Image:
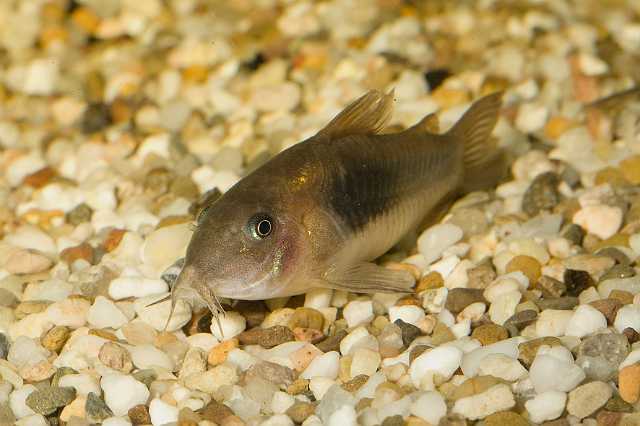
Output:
[{"xmin": 248, "ymin": 213, "xmax": 273, "ymax": 239}]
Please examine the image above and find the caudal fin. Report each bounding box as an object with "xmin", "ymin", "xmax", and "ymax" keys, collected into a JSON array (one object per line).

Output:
[{"xmin": 448, "ymin": 92, "xmax": 506, "ymax": 193}]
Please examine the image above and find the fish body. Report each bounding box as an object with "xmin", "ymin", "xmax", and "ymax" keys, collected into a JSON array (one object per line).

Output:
[{"xmin": 171, "ymin": 91, "xmax": 504, "ymax": 316}]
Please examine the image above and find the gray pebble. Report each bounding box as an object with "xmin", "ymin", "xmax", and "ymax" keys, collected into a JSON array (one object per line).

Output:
[{"xmin": 25, "ymin": 386, "xmax": 76, "ymax": 415}]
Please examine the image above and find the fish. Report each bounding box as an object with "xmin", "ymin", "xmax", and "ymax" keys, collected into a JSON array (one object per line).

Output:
[{"xmin": 161, "ymin": 89, "xmax": 505, "ymax": 326}]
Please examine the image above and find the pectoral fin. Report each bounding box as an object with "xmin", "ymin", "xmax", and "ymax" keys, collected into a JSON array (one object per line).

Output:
[{"xmin": 321, "ymin": 262, "xmax": 415, "ymax": 294}]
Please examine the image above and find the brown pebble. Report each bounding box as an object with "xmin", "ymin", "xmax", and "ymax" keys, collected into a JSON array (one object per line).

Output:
[
  {"xmin": 200, "ymin": 400, "xmax": 234, "ymax": 424},
  {"xmin": 342, "ymin": 374, "xmax": 369, "ymax": 392},
  {"xmin": 537, "ymin": 275, "xmax": 567, "ymax": 298},
  {"xmin": 590, "ymin": 298, "xmax": 623, "ymax": 325},
  {"xmin": 619, "ymin": 364, "xmax": 640, "ymax": 403},
  {"xmin": 355, "ymin": 397, "xmax": 372, "ymax": 412},
  {"xmin": 564, "ymin": 268, "xmax": 595, "ymax": 296},
  {"xmin": 471, "ymin": 324, "xmax": 509, "ymax": 346},
  {"xmin": 431, "ymin": 322, "xmax": 455, "ymax": 345},
  {"xmin": 128, "ymin": 404, "xmax": 151, "ymax": 425},
  {"xmin": 415, "ymin": 271, "xmax": 444, "ymax": 293},
  {"xmin": 234, "ymin": 300, "xmax": 268, "ymax": 328},
  {"xmin": 609, "ymin": 290, "xmax": 634, "ymax": 305},
  {"xmin": 596, "ymin": 411, "xmax": 623, "ymax": 426},
  {"xmin": 315, "ymin": 329, "xmax": 347, "ymax": 353},
  {"xmin": 237, "ymin": 325, "xmax": 295, "ymax": 348},
  {"xmin": 41, "ymin": 326, "xmax": 70, "ymax": 352},
  {"xmin": 467, "ymin": 262, "xmax": 497, "ymax": 289},
  {"xmin": 286, "ymin": 401, "xmax": 315, "ymax": 423},
  {"xmin": 484, "ymin": 411, "xmax": 529, "ymax": 426},
  {"xmin": 506, "ymin": 255, "xmax": 542, "ymax": 284},
  {"xmin": 98, "ymin": 342, "xmax": 133, "ymax": 373},
  {"xmin": 103, "ymin": 229, "xmax": 126, "ymax": 252},
  {"xmin": 60, "ymin": 242, "xmax": 94, "ymax": 264},
  {"xmin": 445, "ymin": 288, "xmax": 485, "ymax": 313},
  {"xmin": 620, "ymin": 155, "xmax": 640, "ymax": 184},
  {"xmin": 623, "ymin": 328, "xmax": 640, "ymax": 344},
  {"xmin": 23, "ymin": 167, "xmax": 57, "ymax": 188},
  {"xmin": 451, "ymin": 376, "xmax": 501, "ymax": 400}
]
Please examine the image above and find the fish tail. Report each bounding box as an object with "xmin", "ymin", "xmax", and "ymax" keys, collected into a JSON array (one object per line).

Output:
[{"xmin": 448, "ymin": 92, "xmax": 506, "ymax": 193}]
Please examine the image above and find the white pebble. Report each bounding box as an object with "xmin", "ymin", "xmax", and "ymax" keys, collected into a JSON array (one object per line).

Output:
[
  {"xmin": 461, "ymin": 338, "xmax": 520, "ymax": 377},
  {"xmin": 342, "ymin": 300, "xmax": 374, "ymax": 328},
  {"xmin": 101, "ymin": 373, "xmax": 150, "ymax": 416},
  {"xmin": 614, "ymin": 304, "xmax": 640, "ymax": 333},
  {"xmin": 309, "ymin": 377, "xmax": 336, "ymax": 400},
  {"xmin": 429, "ymin": 255, "xmax": 460, "ymax": 278},
  {"xmin": 10, "ymin": 385, "xmax": 37, "ymax": 418},
  {"xmin": 149, "ymin": 398, "xmax": 179, "ymax": 426},
  {"xmin": 88, "ymin": 296, "xmax": 129, "ymax": 329},
  {"xmin": 530, "ymin": 353, "xmax": 585, "ymax": 393},
  {"xmin": 141, "ymin": 223, "xmax": 191, "ymax": 273},
  {"xmin": 516, "ymin": 103, "xmax": 548, "ymax": 133},
  {"xmin": 409, "ymin": 346, "xmax": 462, "ymax": 388},
  {"xmin": 301, "ymin": 351, "xmax": 340, "ymax": 380},
  {"xmin": 350, "ymin": 348, "xmax": 381, "ymax": 378},
  {"xmin": 525, "ymin": 391, "xmax": 566, "ymax": 423},
  {"xmin": 133, "ymin": 293, "xmax": 192, "ymax": 332},
  {"xmin": 579, "ymin": 52, "xmax": 609, "ymax": 76},
  {"xmin": 304, "ymin": 288, "xmax": 333, "ymax": 309},
  {"xmin": 410, "ymin": 391, "xmax": 446, "ymax": 425},
  {"xmin": 488, "ymin": 291, "xmax": 521, "ymax": 326},
  {"xmin": 452, "ymin": 384, "xmax": 515, "ymax": 420},
  {"xmin": 5, "ymin": 225, "xmax": 57, "ymax": 254},
  {"xmin": 262, "ymin": 414, "xmax": 295, "ymax": 426},
  {"xmin": 271, "ymin": 391, "xmax": 295, "ymax": 414},
  {"xmin": 418, "ymin": 223, "xmax": 463, "ymax": 265},
  {"xmin": 573, "ymin": 205, "xmax": 623, "ymax": 240},
  {"xmin": 129, "ymin": 344, "xmax": 175, "ymax": 371},
  {"xmin": 58, "ymin": 373, "xmax": 101, "ymax": 396},
  {"xmin": 45, "ymin": 298, "xmax": 90, "ymax": 328},
  {"xmin": 388, "ymin": 305, "xmax": 425, "ymax": 326},
  {"xmin": 102, "ymin": 418, "xmax": 133, "ymax": 426},
  {"xmin": 565, "ymin": 305, "xmax": 607, "ymax": 338},
  {"xmin": 109, "ymin": 276, "xmax": 168, "ymax": 300},
  {"xmin": 339, "ymin": 327, "xmax": 378, "ymax": 355},
  {"xmin": 477, "ymin": 353, "xmax": 528, "ymax": 381},
  {"xmin": 15, "ymin": 414, "xmax": 49, "ymax": 426},
  {"xmin": 210, "ymin": 311, "xmax": 246, "ymax": 340},
  {"xmin": 630, "ymin": 233, "xmax": 640, "ymax": 258},
  {"xmin": 536, "ymin": 309, "xmax": 573, "ymax": 337}
]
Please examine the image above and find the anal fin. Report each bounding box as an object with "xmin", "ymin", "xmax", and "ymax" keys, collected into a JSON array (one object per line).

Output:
[{"xmin": 321, "ymin": 262, "xmax": 415, "ymax": 294}]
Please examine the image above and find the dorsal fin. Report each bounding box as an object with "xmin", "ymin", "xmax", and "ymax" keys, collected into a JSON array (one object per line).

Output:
[
  {"xmin": 404, "ymin": 112, "xmax": 439, "ymax": 134},
  {"xmin": 317, "ymin": 90, "xmax": 394, "ymax": 138}
]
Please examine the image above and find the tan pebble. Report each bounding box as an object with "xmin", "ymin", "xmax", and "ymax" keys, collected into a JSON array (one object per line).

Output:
[
  {"xmin": 290, "ymin": 344, "xmax": 322, "ymax": 371},
  {"xmin": 620, "ymin": 155, "xmax": 640, "ymax": 185},
  {"xmin": 41, "ymin": 325, "xmax": 70, "ymax": 352},
  {"xmin": 609, "ymin": 290, "xmax": 634, "ymax": 305},
  {"xmin": 596, "ymin": 411, "xmax": 623, "ymax": 426},
  {"xmin": 431, "ymin": 322, "xmax": 455, "ymax": 345},
  {"xmin": 467, "ymin": 263, "xmax": 497, "ymax": 289},
  {"xmin": 286, "ymin": 401, "xmax": 316, "ymax": 423},
  {"xmin": 14, "ymin": 301, "xmax": 51, "ymax": 319},
  {"xmin": 506, "ymin": 255, "xmax": 541, "ymax": 284},
  {"xmin": 59, "ymin": 395, "xmax": 87, "ymax": 422},
  {"xmin": 88, "ymin": 328, "xmax": 119, "ymax": 341},
  {"xmin": 288, "ymin": 307, "xmax": 324, "ymax": 331},
  {"xmin": 5, "ymin": 248, "xmax": 52, "ymax": 275},
  {"xmin": 431, "ymin": 87, "xmax": 469, "ymax": 109},
  {"xmin": 342, "ymin": 374, "xmax": 369, "ymax": 392},
  {"xmin": 60, "ymin": 242, "xmax": 94, "ymax": 264},
  {"xmin": 339, "ymin": 355, "xmax": 353, "ymax": 381},
  {"xmin": 200, "ymin": 400, "xmax": 234, "ymax": 424},
  {"xmin": 154, "ymin": 331, "xmax": 179, "ymax": 348},
  {"xmin": 405, "ymin": 416, "xmax": 431, "ymax": 426},
  {"xmin": 592, "ymin": 234, "xmax": 630, "ymax": 252},
  {"xmin": 416, "ymin": 271, "xmax": 444, "ymax": 293},
  {"xmin": 471, "ymin": 324, "xmax": 509, "ymax": 346},
  {"xmin": 484, "ymin": 410, "xmax": 529, "ymax": 426},
  {"xmin": 396, "ymin": 296, "xmax": 422, "ymax": 306},
  {"xmin": 595, "ymin": 167, "xmax": 630, "ymax": 187},
  {"xmin": 451, "ymin": 376, "xmax": 501, "ymax": 400},
  {"xmin": 121, "ymin": 322, "xmax": 157, "ymax": 345},
  {"xmin": 207, "ymin": 339, "xmax": 239, "ymax": 366},
  {"xmin": 384, "ymin": 262, "xmax": 421, "ymax": 280},
  {"xmin": 619, "ymin": 364, "xmax": 640, "ymax": 403},
  {"xmin": 98, "ymin": 341, "xmax": 133, "ymax": 373},
  {"xmin": 355, "ymin": 397, "xmax": 373, "ymax": 412},
  {"xmin": 19, "ymin": 359, "xmax": 56, "ymax": 381},
  {"xmin": 544, "ymin": 116, "xmax": 576, "ymax": 139},
  {"xmin": 221, "ymin": 415, "xmax": 246, "ymax": 426},
  {"xmin": 286, "ymin": 378, "xmax": 310, "ymax": 395},
  {"xmin": 518, "ymin": 336, "xmax": 563, "ymax": 367}
]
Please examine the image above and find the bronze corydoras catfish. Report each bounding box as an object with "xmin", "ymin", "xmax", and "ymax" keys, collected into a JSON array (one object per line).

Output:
[{"xmin": 170, "ymin": 90, "xmax": 504, "ymax": 319}]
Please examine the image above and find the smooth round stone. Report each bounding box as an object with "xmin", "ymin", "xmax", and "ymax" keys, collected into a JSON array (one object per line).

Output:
[
  {"xmin": 565, "ymin": 305, "xmax": 607, "ymax": 338},
  {"xmin": 148, "ymin": 398, "xmax": 179, "ymax": 425},
  {"xmin": 343, "ymin": 300, "xmax": 374, "ymax": 328},
  {"xmin": 108, "ymin": 276, "xmax": 168, "ymax": 300},
  {"xmin": 100, "ymin": 374, "xmax": 150, "ymax": 416},
  {"xmin": 133, "ymin": 294, "xmax": 191, "ymax": 332},
  {"xmin": 129, "ymin": 344, "xmax": 174, "ymax": 371},
  {"xmin": 566, "ymin": 381, "xmax": 612, "ymax": 419},
  {"xmin": 576, "ymin": 333, "xmax": 629, "ymax": 381},
  {"xmin": 417, "ymin": 223, "xmax": 463, "ymax": 265},
  {"xmin": 409, "ymin": 391, "xmax": 446, "ymax": 425},
  {"xmin": 615, "ymin": 305, "xmax": 640, "ymax": 333},
  {"xmin": 409, "ymin": 345, "xmax": 462, "ymax": 388},
  {"xmin": 451, "ymin": 384, "xmax": 515, "ymax": 420},
  {"xmin": 525, "ymin": 390, "xmax": 566, "ymax": 423},
  {"xmin": 573, "ymin": 205, "xmax": 623, "ymax": 240},
  {"xmin": 300, "ymin": 351, "xmax": 339, "ymax": 380},
  {"xmin": 10, "ymin": 385, "xmax": 37, "ymax": 419},
  {"xmin": 141, "ymin": 223, "xmax": 191, "ymax": 274},
  {"xmin": 87, "ymin": 296, "xmax": 129, "ymax": 329},
  {"xmin": 209, "ymin": 311, "xmax": 246, "ymax": 340}
]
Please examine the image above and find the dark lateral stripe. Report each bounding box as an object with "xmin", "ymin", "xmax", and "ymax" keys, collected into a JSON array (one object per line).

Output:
[{"xmin": 326, "ymin": 151, "xmax": 399, "ymax": 232}]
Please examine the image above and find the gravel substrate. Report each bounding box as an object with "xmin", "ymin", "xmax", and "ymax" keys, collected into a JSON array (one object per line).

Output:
[{"xmin": 2, "ymin": 0, "xmax": 640, "ymax": 425}]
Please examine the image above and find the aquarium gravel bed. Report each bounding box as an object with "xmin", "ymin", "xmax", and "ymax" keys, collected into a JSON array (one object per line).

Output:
[{"xmin": 1, "ymin": 0, "xmax": 640, "ymax": 425}]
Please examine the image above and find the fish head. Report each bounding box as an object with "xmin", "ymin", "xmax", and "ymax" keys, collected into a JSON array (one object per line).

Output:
[{"xmin": 174, "ymin": 185, "xmax": 310, "ymax": 306}]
